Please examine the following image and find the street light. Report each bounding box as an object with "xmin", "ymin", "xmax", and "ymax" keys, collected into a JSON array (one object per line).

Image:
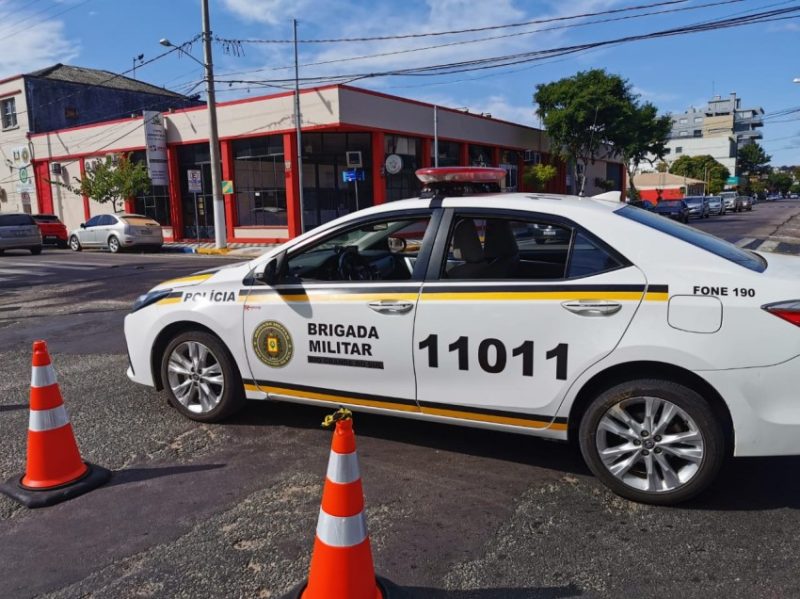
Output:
[{"xmin": 160, "ymin": 2, "xmax": 226, "ymax": 249}]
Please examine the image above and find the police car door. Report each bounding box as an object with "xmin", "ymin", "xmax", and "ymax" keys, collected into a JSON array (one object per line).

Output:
[
  {"xmin": 413, "ymin": 210, "xmax": 647, "ymax": 432},
  {"xmin": 242, "ymin": 211, "xmax": 438, "ymax": 414}
]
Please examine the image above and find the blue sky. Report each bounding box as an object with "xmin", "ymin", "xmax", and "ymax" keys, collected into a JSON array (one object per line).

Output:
[{"xmin": 1, "ymin": 0, "xmax": 798, "ymax": 165}]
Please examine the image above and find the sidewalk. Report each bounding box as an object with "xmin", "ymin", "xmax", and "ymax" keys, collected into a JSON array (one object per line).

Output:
[{"xmin": 161, "ymin": 241, "xmax": 277, "ymax": 258}]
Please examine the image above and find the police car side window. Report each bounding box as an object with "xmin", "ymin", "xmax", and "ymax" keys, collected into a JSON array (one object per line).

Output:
[
  {"xmin": 442, "ymin": 216, "xmax": 571, "ymax": 280},
  {"xmin": 442, "ymin": 216, "xmax": 622, "ymax": 281},
  {"xmin": 285, "ymin": 217, "xmax": 431, "ymax": 282}
]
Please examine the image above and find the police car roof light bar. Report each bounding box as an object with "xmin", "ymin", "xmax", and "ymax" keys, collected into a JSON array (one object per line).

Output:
[{"xmin": 415, "ymin": 166, "xmax": 507, "ymax": 184}]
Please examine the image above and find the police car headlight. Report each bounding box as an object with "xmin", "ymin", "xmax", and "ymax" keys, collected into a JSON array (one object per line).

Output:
[{"xmin": 132, "ymin": 289, "xmax": 173, "ymax": 313}]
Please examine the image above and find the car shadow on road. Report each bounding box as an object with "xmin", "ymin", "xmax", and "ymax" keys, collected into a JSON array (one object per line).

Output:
[
  {"xmin": 684, "ymin": 456, "xmax": 800, "ymax": 511},
  {"xmin": 105, "ymin": 463, "xmax": 226, "ymax": 489},
  {"xmin": 389, "ymin": 583, "xmax": 582, "ymax": 599},
  {"xmin": 228, "ymin": 401, "xmax": 589, "ymax": 477}
]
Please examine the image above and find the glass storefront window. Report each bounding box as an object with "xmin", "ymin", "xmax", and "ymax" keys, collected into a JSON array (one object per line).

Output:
[
  {"xmin": 232, "ymin": 136, "xmax": 286, "ymax": 227},
  {"xmin": 176, "ymin": 143, "xmax": 217, "ymax": 240},
  {"xmin": 469, "ymin": 144, "xmax": 494, "ymax": 166},
  {"xmin": 130, "ymin": 150, "xmax": 170, "ymax": 225},
  {"xmin": 431, "ymin": 140, "xmax": 461, "ymax": 167},
  {"xmin": 385, "ymin": 134, "xmax": 422, "ymax": 202},
  {"xmin": 301, "ymin": 132, "xmax": 373, "ymax": 230}
]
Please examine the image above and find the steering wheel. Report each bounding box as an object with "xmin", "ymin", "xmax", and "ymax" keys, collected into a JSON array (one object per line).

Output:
[{"xmin": 337, "ymin": 248, "xmax": 375, "ymax": 281}]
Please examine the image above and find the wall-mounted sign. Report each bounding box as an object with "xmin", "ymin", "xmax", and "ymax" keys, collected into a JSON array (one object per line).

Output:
[
  {"xmin": 342, "ymin": 169, "xmax": 365, "ymax": 183},
  {"xmin": 346, "ymin": 151, "xmax": 363, "ymax": 168},
  {"xmin": 187, "ymin": 169, "xmax": 202, "ymax": 193},
  {"xmin": 143, "ymin": 111, "xmax": 168, "ymax": 186},
  {"xmin": 384, "ymin": 154, "xmax": 403, "ymax": 175},
  {"xmin": 221, "ymin": 180, "xmax": 234, "ymax": 194}
]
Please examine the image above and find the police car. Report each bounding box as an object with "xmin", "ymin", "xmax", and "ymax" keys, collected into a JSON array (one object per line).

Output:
[{"xmin": 125, "ymin": 167, "xmax": 800, "ymax": 505}]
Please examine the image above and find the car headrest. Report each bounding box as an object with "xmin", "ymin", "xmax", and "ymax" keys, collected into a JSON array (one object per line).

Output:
[
  {"xmin": 452, "ymin": 219, "xmax": 484, "ymax": 264},
  {"xmin": 484, "ymin": 219, "xmax": 519, "ymax": 259}
]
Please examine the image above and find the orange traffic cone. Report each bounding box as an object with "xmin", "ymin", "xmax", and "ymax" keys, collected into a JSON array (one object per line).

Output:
[
  {"xmin": 0, "ymin": 340, "xmax": 110, "ymax": 508},
  {"xmin": 285, "ymin": 409, "xmax": 392, "ymax": 599}
]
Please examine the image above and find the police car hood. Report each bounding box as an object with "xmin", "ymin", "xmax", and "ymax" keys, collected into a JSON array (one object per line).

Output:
[{"xmin": 151, "ymin": 261, "xmax": 251, "ymax": 291}]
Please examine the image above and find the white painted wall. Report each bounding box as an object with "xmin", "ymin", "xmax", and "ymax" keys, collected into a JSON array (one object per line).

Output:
[{"xmin": 0, "ymin": 77, "xmax": 35, "ymax": 214}]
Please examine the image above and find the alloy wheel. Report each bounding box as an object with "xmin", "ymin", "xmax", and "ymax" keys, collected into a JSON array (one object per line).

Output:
[
  {"xmin": 595, "ymin": 396, "xmax": 704, "ymax": 493},
  {"xmin": 166, "ymin": 341, "xmax": 225, "ymax": 414}
]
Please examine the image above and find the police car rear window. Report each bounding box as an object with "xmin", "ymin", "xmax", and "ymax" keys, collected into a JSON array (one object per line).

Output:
[
  {"xmin": 0, "ymin": 214, "xmax": 35, "ymax": 226},
  {"xmin": 616, "ymin": 205, "xmax": 766, "ymax": 272}
]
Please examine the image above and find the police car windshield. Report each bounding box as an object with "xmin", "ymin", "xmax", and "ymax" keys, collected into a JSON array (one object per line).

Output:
[{"xmin": 616, "ymin": 205, "xmax": 767, "ymax": 272}]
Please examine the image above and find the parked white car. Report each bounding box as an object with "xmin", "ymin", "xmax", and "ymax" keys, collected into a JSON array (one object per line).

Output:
[
  {"xmin": 125, "ymin": 167, "xmax": 800, "ymax": 505},
  {"xmin": 69, "ymin": 213, "xmax": 163, "ymax": 253}
]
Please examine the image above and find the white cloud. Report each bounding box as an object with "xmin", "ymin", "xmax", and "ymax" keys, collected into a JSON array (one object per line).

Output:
[
  {"xmin": 221, "ymin": 0, "xmax": 314, "ymax": 25},
  {"xmin": 0, "ymin": 7, "xmax": 79, "ymax": 77}
]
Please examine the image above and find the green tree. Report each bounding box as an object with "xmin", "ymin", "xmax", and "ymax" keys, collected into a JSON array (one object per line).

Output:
[
  {"xmin": 655, "ymin": 161, "xmax": 669, "ymax": 173},
  {"xmin": 617, "ymin": 102, "xmax": 672, "ymax": 199},
  {"xmin": 523, "ymin": 163, "xmax": 558, "ymax": 191},
  {"xmin": 768, "ymin": 171, "xmax": 793, "ymax": 195},
  {"xmin": 534, "ymin": 69, "xmax": 632, "ymax": 196},
  {"xmin": 55, "ymin": 153, "xmax": 151, "ymax": 213},
  {"xmin": 737, "ymin": 142, "xmax": 771, "ymax": 178},
  {"xmin": 670, "ymin": 155, "xmax": 730, "ymax": 194}
]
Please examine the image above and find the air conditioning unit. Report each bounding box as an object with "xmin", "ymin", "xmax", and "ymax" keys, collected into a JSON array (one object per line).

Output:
[
  {"xmin": 51, "ymin": 162, "xmax": 62, "ymax": 175},
  {"xmin": 523, "ymin": 150, "xmax": 541, "ymax": 164}
]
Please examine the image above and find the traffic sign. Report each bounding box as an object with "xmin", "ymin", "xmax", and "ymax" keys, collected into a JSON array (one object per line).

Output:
[
  {"xmin": 222, "ymin": 180, "xmax": 234, "ymax": 194},
  {"xmin": 342, "ymin": 169, "xmax": 365, "ymax": 183},
  {"xmin": 187, "ymin": 169, "xmax": 202, "ymax": 193}
]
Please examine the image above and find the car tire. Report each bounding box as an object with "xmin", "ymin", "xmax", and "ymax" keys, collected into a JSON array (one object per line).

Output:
[
  {"xmin": 578, "ymin": 379, "xmax": 726, "ymax": 505},
  {"xmin": 160, "ymin": 330, "xmax": 246, "ymax": 423},
  {"xmin": 69, "ymin": 235, "xmax": 82, "ymax": 251},
  {"xmin": 29, "ymin": 246, "xmax": 42, "ymax": 255},
  {"xmin": 108, "ymin": 235, "xmax": 121, "ymax": 253}
]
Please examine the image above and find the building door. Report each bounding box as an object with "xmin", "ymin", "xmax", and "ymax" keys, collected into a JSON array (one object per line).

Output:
[{"xmin": 182, "ymin": 162, "xmax": 216, "ymax": 240}]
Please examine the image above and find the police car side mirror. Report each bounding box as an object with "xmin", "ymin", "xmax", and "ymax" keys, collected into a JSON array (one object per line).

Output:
[{"xmin": 258, "ymin": 251, "xmax": 287, "ymax": 286}]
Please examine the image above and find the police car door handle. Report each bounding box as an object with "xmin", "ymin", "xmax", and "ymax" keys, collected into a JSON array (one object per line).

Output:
[
  {"xmin": 561, "ymin": 300, "xmax": 622, "ymax": 316},
  {"xmin": 368, "ymin": 300, "xmax": 414, "ymax": 314}
]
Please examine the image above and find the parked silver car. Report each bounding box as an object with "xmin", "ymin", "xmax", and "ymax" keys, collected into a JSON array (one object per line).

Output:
[
  {"xmin": 69, "ymin": 213, "xmax": 163, "ymax": 253},
  {"xmin": 738, "ymin": 196, "xmax": 754, "ymax": 211},
  {"xmin": 705, "ymin": 195, "xmax": 724, "ymax": 215},
  {"xmin": 0, "ymin": 213, "xmax": 43, "ymax": 255}
]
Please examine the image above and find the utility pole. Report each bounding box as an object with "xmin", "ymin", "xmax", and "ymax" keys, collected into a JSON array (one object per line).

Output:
[
  {"xmin": 201, "ymin": 0, "xmax": 226, "ymax": 249},
  {"xmin": 293, "ymin": 18, "xmax": 305, "ymax": 234},
  {"xmin": 433, "ymin": 105, "xmax": 439, "ymax": 167}
]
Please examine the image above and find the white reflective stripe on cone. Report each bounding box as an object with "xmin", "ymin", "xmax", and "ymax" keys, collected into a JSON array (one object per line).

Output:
[
  {"xmin": 326, "ymin": 450, "xmax": 360, "ymax": 484},
  {"xmin": 316, "ymin": 509, "xmax": 368, "ymax": 548},
  {"xmin": 31, "ymin": 365, "xmax": 57, "ymax": 388},
  {"xmin": 29, "ymin": 405, "xmax": 69, "ymax": 432}
]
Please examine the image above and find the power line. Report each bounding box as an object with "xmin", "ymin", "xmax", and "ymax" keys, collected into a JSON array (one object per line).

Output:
[
  {"xmin": 213, "ymin": 7, "xmax": 800, "ymax": 87},
  {"xmin": 216, "ymin": 0, "xmax": 695, "ymax": 44},
  {"xmin": 215, "ymin": 0, "xmax": 744, "ymax": 78},
  {"xmin": 0, "ymin": 0, "xmax": 94, "ymax": 44}
]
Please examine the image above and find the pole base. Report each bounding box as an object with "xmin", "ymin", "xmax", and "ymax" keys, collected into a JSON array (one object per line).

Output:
[
  {"xmin": 282, "ymin": 575, "xmax": 395, "ymax": 599},
  {"xmin": 0, "ymin": 463, "xmax": 111, "ymax": 509}
]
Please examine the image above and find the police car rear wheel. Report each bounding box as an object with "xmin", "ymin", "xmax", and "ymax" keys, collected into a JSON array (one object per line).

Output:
[
  {"xmin": 579, "ymin": 379, "xmax": 725, "ymax": 505},
  {"xmin": 161, "ymin": 331, "xmax": 245, "ymax": 422}
]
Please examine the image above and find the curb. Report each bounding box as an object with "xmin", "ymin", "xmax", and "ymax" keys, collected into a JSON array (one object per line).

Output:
[{"xmin": 159, "ymin": 245, "xmax": 197, "ymax": 254}]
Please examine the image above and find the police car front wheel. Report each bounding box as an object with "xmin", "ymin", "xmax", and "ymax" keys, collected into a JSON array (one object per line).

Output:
[
  {"xmin": 161, "ymin": 331, "xmax": 245, "ymax": 422},
  {"xmin": 579, "ymin": 379, "xmax": 726, "ymax": 505}
]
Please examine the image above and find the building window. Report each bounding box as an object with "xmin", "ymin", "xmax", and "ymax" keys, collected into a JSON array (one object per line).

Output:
[
  {"xmin": 694, "ymin": 116, "xmax": 703, "ymax": 123},
  {"xmin": 693, "ymin": 130, "xmax": 702, "ymax": 137},
  {"xmin": 664, "ymin": 148, "xmax": 671, "ymax": 154},
  {"xmin": 675, "ymin": 147, "xmax": 683, "ymax": 154},
  {"xmin": 469, "ymin": 144, "xmax": 493, "ymax": 166},
  {"xmin": 130, "ymin": 151, "xmax": 171, "ymax": 225},
  {"xmin": 432, "ymin": 140, "xmax": 460, "ymax": 166},
  {"xmin": 232, "ymin": 135, "xmax": 286, "ymax": 227},
  {"xmin": 385, "ymin": 134, "xmax": 422, "ymax": 202},
  {"xmin": 679, "ymin": 131, "xmax": 688, "ymax": 136},
  {"xmin": 1, "ymin": 97, "xmax": 17, "ymax": 129},
  {"xmin": 679, "ymin": 118, "xmax": 688, "ymax": 124}
]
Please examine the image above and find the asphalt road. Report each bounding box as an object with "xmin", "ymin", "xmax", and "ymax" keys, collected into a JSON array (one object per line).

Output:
[{"xmin": 2, "ymin": 218, "xmax": 800, "ymax": 599}]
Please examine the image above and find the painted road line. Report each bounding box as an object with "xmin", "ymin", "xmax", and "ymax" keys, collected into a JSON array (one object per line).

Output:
[
  {"xmin": 736, "ymin": 238, "xmax": 755, "ymax": 248},
  {"xmin": 758, "ymin": 239, "xmax": 780, "ymax": 253},
  {"xmin": 0, "ymin": 268, "xmax": 49, "ymax": 277}
]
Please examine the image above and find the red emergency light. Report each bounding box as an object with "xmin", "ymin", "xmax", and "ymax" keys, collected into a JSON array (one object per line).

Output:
[{"xmin": 415, "ymin": 167, "xmax": 507, "ymax": 184}]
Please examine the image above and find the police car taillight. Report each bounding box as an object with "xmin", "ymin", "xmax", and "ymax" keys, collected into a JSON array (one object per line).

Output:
[
  {"xmin": 415, "ymin": 167, "xmax": 507, "ymax": 184},
  {"xmin": 763, "ymin": 301, "xmax": 800, "ymax": 327}
]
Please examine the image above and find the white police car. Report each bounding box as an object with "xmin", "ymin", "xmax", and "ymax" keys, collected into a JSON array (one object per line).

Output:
[{"xmin": 125, "ymin": 167, "xmax": 800, "ymax": 504}]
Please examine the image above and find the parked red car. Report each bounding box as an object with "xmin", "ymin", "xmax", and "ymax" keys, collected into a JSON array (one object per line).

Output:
[{"xmin": 32, "ymin": 214, "xmax": 68, "ymax": 248}]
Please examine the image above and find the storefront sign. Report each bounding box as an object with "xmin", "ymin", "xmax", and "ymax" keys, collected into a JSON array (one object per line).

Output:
[
  {"xmin": 342, "ymin": 169, "xmax": 365, "ymax": 183},
  {"xmin": 143, "ymin": 111, "xmax": 168, "ymax": 186}
]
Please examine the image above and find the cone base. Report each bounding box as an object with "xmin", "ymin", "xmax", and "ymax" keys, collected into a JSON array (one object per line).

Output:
[
  {"xmin": 0, "ymin": 463, "xmax": 111, "ymax": 509},
  {"xmin": 282, "ymin": 575, "xmax": 393, "ymax": 599}
]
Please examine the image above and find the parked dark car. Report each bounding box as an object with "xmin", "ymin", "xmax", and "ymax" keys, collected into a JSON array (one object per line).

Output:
[
  {"xmin": 654, "ymin": 200, "xmax": 690, "ymax": 223},
  {"xmin": 683, "ymin": 196, "xmax": 710, "ymax": 219},
  {"xmin": 32, "ymin": 214, "xmax": 68, "ymax": 248},
  {"xmin": 738, "ymin": 196, "xmax": 754, "ymax": 211}
]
